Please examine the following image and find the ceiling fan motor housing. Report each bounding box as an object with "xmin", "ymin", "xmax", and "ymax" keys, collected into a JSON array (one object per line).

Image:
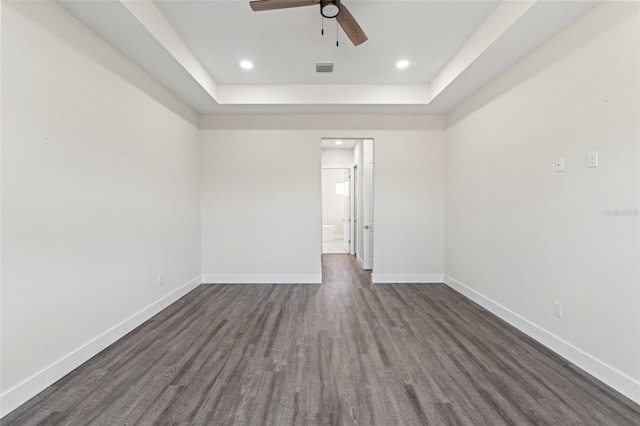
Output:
[{"xmin": 321, "ymin": 0, "xmax": 340, "ymax": 18}]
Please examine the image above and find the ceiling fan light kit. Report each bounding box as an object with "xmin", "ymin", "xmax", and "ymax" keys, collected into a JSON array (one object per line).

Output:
[
  {"xmin": 320, "ymin": 0, "xmax": 340, "ymax": 18},
  {"xmin": 249, "ymin": 0, "xmax": 368, "ymax": 46}
]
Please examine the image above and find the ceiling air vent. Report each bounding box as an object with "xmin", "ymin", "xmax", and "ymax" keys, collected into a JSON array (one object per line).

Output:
[{"xmin": 315, "ymin": 62, "xmax": 334, "ymax": 73}]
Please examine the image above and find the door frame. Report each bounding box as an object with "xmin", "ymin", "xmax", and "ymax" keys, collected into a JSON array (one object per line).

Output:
[
  {"xmin": 352, "ymin": 164, "xmax": 357, "ymax": 256},
  {"xmin": 362, "ymin": 140, "xmax": 374, "ymax": 270},
  {"xmin": 320, "ymin": 137, "xmax": 373, "ymax": 271}
]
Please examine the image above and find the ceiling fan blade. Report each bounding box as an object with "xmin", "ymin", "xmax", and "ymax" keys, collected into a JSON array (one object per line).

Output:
[
  {"xmin": 250, "ymin": 0, "xmax": 320, "ymax": 12},
  {"xmin": 336, "ymin": 4, "xmax": 367, "ymax": 46}
]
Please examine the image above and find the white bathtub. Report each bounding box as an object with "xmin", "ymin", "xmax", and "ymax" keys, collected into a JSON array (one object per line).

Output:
[{"xmin": 322, "ymin": 225, "xmax": 336, "ymax": 242}]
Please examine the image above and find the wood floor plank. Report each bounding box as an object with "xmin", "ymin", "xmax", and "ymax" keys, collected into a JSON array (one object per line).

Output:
[{"xmin": 4, "ymin": 254, "xmax": 639, "ymax": 425}]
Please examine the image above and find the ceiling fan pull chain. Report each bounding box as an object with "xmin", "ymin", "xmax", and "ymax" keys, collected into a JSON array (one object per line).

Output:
[{"xmin": 249, "ymin": 0, "xmax": 367, "ymax": 47}]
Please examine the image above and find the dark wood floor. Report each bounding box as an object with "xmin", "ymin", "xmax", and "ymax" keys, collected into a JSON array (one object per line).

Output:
[{"xmin": 4, "ymin": 255, "xmax": 639, "ymax": 425}]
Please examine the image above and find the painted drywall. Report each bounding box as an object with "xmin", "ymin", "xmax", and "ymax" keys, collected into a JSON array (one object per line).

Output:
[
  {"xmin": 1, "ymin": 0, "xmax": 201, "ymax": 399},
  {"xmin": 445, "ymin": 0, "xmax": 639, "ymax": 389},
  {"xmin": 200, "ymin": 116, "xmax": 445, "ymax": 282},
  {"xmin": 322, "ymin": 169, "xmax": 347, "ymax": 238},
  {"xmin": 200, "ymin": 130, "xmax": 322, "ymax": 281},
  {"xmin": 373, "ymin": 133, "xmax": 446, "ymax": 279},
  {"xmin": 321, "ymin": 148, "xmax": 354, "ymax": 168}
]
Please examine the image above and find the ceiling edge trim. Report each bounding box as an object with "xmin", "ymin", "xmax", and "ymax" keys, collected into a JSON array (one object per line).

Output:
[
  {"xmin": 199, "ymin": 114, "xmax": 445, "ymax": 130},
  {"xmin": 428, "ymin": 0, "xmax": 537, "ymax": 103},
  {"xmin": 216, "ymin": 84, "xmax": 430, "ymax": 105},
  {"xmin": 120, "ymin": 0, "xmax": 219, "ymax": 101}
]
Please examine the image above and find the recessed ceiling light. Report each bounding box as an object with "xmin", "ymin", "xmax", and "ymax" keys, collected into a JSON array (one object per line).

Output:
[
  {"xmin": 396, "ymin": 60, "xmax": 410, "ymax": 69},
  {"xmin": 240, "ymin": 60, "xmax": 253, "ymax": 70},
  {"xmin": 335, "ymin": 140, "xmax": 342, "ymax": 145}
]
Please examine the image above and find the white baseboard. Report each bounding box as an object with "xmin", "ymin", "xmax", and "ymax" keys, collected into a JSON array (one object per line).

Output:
[
  {"xmin": 0, "ymin": 275, "xmax": 202, "ymax": 418},
  {"xmin": 202, "ymin": 274, "xmax": 321, "ymax": 284},
  {"xmin": 356, "ymin": 255, "xmax": 364, "ymax": 268},
  {"xmin": 443, "ymin": 275, "xmax": 640, "ymax": 405},
  {"xmin": 372, "ymin": 273, "xmax": 443, "ymax": 284}
]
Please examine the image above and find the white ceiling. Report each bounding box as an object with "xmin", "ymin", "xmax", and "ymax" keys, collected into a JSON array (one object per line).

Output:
[
  {"xmin": 154, "ymin": 0, "xmax": 500, "ymax": 85},
  {"xmin": 57, "ymin": 0, "xmax": 598, "ymax": 115},
  {"xmin": 321, "ymin": 139, "xmax": 359, "ymax": 150}
]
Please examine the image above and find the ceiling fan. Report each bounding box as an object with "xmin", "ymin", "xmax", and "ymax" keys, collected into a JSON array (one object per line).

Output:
[{"xmin": 249, "ymin": 0, "xmax": 368, "ymax": 46}]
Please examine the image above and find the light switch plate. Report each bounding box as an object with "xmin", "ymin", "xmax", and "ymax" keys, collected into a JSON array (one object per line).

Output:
[
  {"xmin": 587, "ymin": 151, "xmax": 598, "ymax": 168},
  {"xmin": 555, "ymin": 157, "xmax": 564, "ymax": 172},
  {"xmin": 553, "ymin": 301, "xmax": 563, "ymax": 318}
]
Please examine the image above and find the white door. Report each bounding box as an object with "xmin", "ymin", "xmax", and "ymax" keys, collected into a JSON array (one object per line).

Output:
[
  {"xmin": 342, "ymin": 170, "xmax": 350, "ymax": 253},
  {"xmin": 363, "ymin": 141, "xmax": 374, "ymax": 269}
]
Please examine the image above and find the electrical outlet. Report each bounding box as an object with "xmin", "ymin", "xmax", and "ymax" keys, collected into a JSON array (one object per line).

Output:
[
  {"xmin": 450, "ymin": 259, "xmax": 455, "ymax": 269},
  {"xmin": 267, "ymin": 257, "xmax": 273, "ymax": 266},
  {"xmin": 158, "ymin": 274, "xmax": 164, "ymax": 286},
  {"xmin": 555, "ymin": 157, "xmax": 564, "ymax": 172},
  {"xmin": 587, "ymin": 151, "xmax": 598, "ymax": 168},
  {"xmin": 553, "ymin": 301, "xmax": 562, "ymax": 318}
]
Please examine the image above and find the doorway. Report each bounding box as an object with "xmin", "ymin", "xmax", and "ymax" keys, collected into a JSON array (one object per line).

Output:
[{"xmin": 320, "ymin": 138, "xmax": 374, "ymax": 270}]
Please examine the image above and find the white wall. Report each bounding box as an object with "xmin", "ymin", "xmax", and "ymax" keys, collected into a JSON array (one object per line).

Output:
[
  {"xmin": 322, "ymin": 169, "xmax": 347, "ymax": 237},
  {"xmin": 1, "ymin": 0, "xmax": 201, "ymax": 408},
  {"xmin": 200, "ymin": 115, "xmax": 445, "ymax": 283},
  {"xmin": 200, "ymin": 130, "xmax": 322, "ymax": 283},
  {"xmin": 372, "ymin": 132, "xmax": 446, "ymax": 282},
  {"xmin": 445, "ymin": 1, "xmax": 639, "ymax": 399}
]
